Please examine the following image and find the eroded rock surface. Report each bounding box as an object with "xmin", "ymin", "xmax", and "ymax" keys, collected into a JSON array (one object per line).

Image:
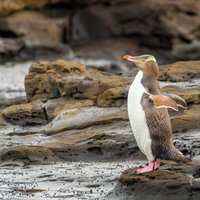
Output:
[
  {"xmin": 107, "ymin": 160, "xmax": 200, "ymax": 200},
  {"xmin": 159, "ymin": 61, "xmax": 200, "ymax": 82},
  {"xmin": 25, "ymin": 59, "xmax": 131, "ymax": 105},
  {"xmin": 1, "ymin": 100, "xmax": 48, "ymax": 126}
]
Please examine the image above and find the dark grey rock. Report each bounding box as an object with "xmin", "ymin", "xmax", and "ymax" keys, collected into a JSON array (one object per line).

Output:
[{"xmin": 107, "ymin": 160, "xmax": 200, "ymax": 200}]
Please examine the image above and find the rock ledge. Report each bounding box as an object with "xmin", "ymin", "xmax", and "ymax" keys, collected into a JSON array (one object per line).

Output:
[{"xmin": 108, "ymin": 160, "xmax": 200, "ymax": 200}]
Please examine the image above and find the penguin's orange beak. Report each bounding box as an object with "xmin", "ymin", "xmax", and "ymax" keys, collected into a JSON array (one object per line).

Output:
[
  {"xmin": 123, "ymin": 54, "xmax": 145, "ymax": 70},
  {"xmin": 123, "ymin": 55, "xmax": 138, "ymax": 62}
]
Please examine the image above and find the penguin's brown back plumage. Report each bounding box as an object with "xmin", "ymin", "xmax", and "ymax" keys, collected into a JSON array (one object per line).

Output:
[{"xmin": 141, "ymin": 93, "xmax": 190, "ymax": 164}]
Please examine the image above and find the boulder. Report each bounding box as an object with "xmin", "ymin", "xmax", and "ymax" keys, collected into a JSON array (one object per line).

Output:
[
  {"xmin": 0, "ymin": 11, "xmax": 67, "ymax": 47},
  {"xmin": 71, "ymin": 5, "xmax": 110, "ymax": 44},
  {"xmin": 159, "ymin": 61, "xmax": 200, "ymax": 81},
  {"xmin": 107, "ymin": 160, "xmax": 200, "ymax": 200},
  {"xmin": 25, "ymin": 60, "xmax": 87, "ymax": 101},
  {"xmin": 25, "ymin": 59, "xmax": 132, "ymax": 105}
]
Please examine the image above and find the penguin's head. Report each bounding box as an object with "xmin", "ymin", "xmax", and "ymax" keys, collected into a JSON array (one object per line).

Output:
[{"xmin": 123, "ymin": 54, "xmax": 159, "ymax": 78}]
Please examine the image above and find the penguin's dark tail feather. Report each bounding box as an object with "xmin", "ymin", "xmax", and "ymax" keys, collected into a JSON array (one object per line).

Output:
[{"xmin": 165, "ymin": 146, "xmax": 191, "ymax": 164}]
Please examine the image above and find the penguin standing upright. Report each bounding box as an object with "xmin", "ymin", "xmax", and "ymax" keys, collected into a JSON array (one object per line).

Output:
[{"xmin": 123, "ymin": 54, "xmax": 189, "ymax": 174}]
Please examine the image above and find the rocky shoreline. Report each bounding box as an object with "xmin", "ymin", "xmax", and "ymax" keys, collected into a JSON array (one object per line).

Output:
[{"xmin": 0, "ymin": 59, "xmax": 200, "ymax": 199}]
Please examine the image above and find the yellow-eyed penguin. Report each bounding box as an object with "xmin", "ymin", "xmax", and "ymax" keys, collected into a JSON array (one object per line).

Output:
[{"xmin": 123, "ymin": 54, "xmax": 190, "ymax": 174}]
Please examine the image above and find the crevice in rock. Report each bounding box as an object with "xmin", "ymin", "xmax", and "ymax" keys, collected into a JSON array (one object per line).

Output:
[
  {"xmin": 185, "ymin": 11, "xmax": 197, "ymax": 16},
  {"xmin": 87, "ymin": 147, "xmax": 102, "ymax": 155},
  {"xmin": 179, "ymin": 34, "xmax": 192, "ymax": 44},
  {"xmin": 0, "ymin": 30, "xmax": 18, "ymax": 38},
  {"xmin": 42, "ymin": 105, "xmax": 49, "ymax": 122},
  {"xmin": 193, "ymin": 168, "xmax": 200, "ymax": 178}
]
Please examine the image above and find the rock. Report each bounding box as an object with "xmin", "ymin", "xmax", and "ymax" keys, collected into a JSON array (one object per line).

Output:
[
  {"xmin": 0, "ymin": 98, "xmax": 199, "ymax": 163},
  {"xmin": 0, "ymin": 146, "xmax": 55, "ymax": 164},
  {"xmin": 71, "ymin": 5, "xmax": 111, "ymax": 44},
  {"xmin": 43, "ymin": 97, "xmax": 94, "ymax": 120},
  {"xmin": 173, "ymin": 42, "xmax": 200, "ymax": 61},
  {"xmin": 0, "ymin": 10, "xmax": 72, "ymax": 61},
  {"xmin": 1, "ymin": 0, "xmax": 200, "ymax": 62},
  {"xmin": 1, "ymin": 100, "xmax": 48, "ymax": 126},
  {"xmin": 24, "ymin": 60, "xmax": 200, "ymax": 104},
  {"xmin": 0, "ymin": 111, "xmax": 5, "ymax": 126},
  {"xmin": 171, "ymin": 105, "xmax": 200, "ymax": 133},
  {"xmin": 0, "ymin": 11, "xmax": 67, "ymax": 47},
  {"xmin": 174, "ymin": 131, "xmax": 200, "ymax": 158},
  {"xmin": 0, "ymin": 38, "xmax": 24, "ymax": 55},
  {"xmin": 25, "ymin": 59, "xmax": 132, "ymax": 105},
  {"xmin": 107, "ymin": 160, "xmax": 200, "ymax": 200},
  {"xmin": 159, "ymin": 61, "xmax": 200, "ymax": 81},
  {"xmin": 0, "ymin": 104, "xmax": 138, "ymax": 162},
  {"xmin": 0, "ymin": 0, "xmax": 53, "ymax": 16},
  {"xmin": 162, "ymin": 85, "xmax": 200, "ymax": 105},
  {"xmin": 43, "ymin": 105, "xmax": 128, "ymax": 135},
  {"xmin": 68, "ymin": 0, "xmax": 200, "ymax": 62},
  {"xmin": 73, "ymin": 38, "xmax": 141, "ymax": 63},
  {"xmin": 25, "ymin": 60, "xmax": 86, "ymax": 101},
  {"xmin": 97, "ymin": 86, "xmax": 129, "ymax": 107},
  {"xmin": 46, "ymin": 119, "xmax": 136, "ymax": 161},
  {"xmin": 0, "ymin": 96, "xmax": 27, "ymax": 109}
]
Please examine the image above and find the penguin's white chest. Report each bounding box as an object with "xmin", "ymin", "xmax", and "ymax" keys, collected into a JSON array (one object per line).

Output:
[{"xmin": 128, "ymin": 71, "xmax": 154, "ymax": 161}]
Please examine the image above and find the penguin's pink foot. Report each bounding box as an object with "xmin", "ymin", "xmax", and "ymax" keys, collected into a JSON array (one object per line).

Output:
[
  {"xmin": 154, "ymin": 160, "xmax": 160, "ymax": 170},
  {"xmin": 136, "ymin": 162, "xmax": 154, "ymax": 174}
]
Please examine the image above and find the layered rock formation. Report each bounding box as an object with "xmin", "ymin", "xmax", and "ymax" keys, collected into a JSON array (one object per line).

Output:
[
  {"xmin": 107, "ymin": 160, "xmax": 200, "ymax": 200},
  {"xmin": 0, "ymin": 59, "xmax": 200, "ymax": 164},
  {"xmin": 24, "ymin": 59, "xmax": 130, "ymax": 105},
  {"xmin": 1, "ymin": 0, "xmax": 200, "ymax": 62}
]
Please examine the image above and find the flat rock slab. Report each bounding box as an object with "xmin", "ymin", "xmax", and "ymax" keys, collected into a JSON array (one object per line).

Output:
[{"xmin": 108, "ymin": 160, "xmax": 200, "ymax": 200}]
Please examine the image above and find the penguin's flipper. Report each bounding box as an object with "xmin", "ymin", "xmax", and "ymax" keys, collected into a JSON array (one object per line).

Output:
[
  {"xmin": 162, "ymin": 93, "xmax": 187, "ymax": 109},
  {"xmin": 149, "ymin": 94, "xmax": 179, "ymax": 111}
]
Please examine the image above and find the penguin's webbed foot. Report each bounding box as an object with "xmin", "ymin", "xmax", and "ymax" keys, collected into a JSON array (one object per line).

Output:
[
  {"xmin": 136, "ymin": 160, "xmax": 160, "ymax": 174},
  {"xmin": 136, "ymin": 164, "xmax": 154, "ymax": 174},
  {"xmin": 154, "ymin": 160, "xmax": 160, "ymax": 170}
]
